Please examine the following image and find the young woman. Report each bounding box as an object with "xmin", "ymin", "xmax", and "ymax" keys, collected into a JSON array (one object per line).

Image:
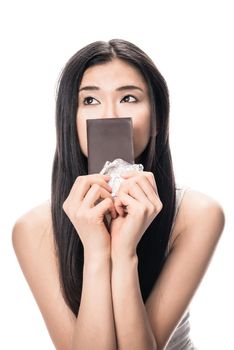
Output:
[{"xmin": 12, "ymin": 39, "xmax": 225, "ymax": 350}]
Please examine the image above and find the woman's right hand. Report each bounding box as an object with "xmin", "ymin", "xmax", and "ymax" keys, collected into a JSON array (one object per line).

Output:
[{"xmin": 62, "ymin": 174, "xmax": 117, "ymax": 257}]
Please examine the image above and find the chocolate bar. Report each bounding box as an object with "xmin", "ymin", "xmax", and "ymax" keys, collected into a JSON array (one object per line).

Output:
[{"xmin": 87, "ymin": 117, "xmax": 134, "ymax": 174}]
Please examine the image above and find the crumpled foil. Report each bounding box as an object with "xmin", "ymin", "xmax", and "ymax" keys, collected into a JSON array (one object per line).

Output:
[{"xmin": 100, "ymin": 158, "xmax": 144, "ymax": 197}]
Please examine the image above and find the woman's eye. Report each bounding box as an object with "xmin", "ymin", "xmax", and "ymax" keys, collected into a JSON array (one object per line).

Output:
[
  {"xmin": 121, "ymin": 95, "xmax": 137, "ymax": 103},
  {"xmin": 83, "ymin": 97, "xmax": 99, "ymax": 105},
  {"xmin": 83, "ymin": 95, "xmax": 137, "ymax": 105}
]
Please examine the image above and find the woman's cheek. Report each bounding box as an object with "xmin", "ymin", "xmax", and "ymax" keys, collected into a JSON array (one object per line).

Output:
[
  {"xmin": 132, "ymin": 119, "xmax": 151, "ymax": 155},
  {"xmin": 77, "ymin": 116, "xmax": 88, "ymax": 156}
]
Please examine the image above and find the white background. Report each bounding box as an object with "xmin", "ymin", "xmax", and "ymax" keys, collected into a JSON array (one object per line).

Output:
[{"xmin": 0, "ymin": 0, "xmax": 233, "ymax": 349}]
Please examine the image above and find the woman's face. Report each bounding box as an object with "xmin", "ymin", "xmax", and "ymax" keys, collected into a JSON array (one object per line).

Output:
[{"xmin": 77, "ymin": 58, "xmax": 152, "ymax": 161}]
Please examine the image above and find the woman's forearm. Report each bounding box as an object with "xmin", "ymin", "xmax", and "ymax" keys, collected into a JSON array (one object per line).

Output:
[
  {"xmin": 72, "ymin": 251, "xmax": 117, "ymax": 350},
  {"xmin": 111, "ymin": 253, "xmax": 156, "ymax": 350}
]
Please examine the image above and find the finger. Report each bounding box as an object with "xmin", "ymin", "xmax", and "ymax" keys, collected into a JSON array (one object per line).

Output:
[
  {"xmin": 144, "ymin": 172, "xmax": 158, "ymax": 194},
  {"xmin": 114, "ymin": 192, "xmax": 136, "ymax": 215},
  {"xmin": 70, "ymin": 174, "xmax": 112, "ymax": 204},
  {"xmin": 117, "ymin": 179, "xmax": 161, "ymax": 214},
  {"xmin": 121, "ymin": 171, "xmax": 158, "ymax": 194},
  {"xmin": 113, "ymin": 196, "xmax": 126, "ymax": 217},
  {"xmin": 114, "ymin": 183, "xmax": 147, "ymax": 217},
  {"xmin": 119, "ymin": 181, "xmax": 147, "ymax": 202},
  {"xmin": 132, "ymin": 176, "xmax": 160, "ymax": 207},
  {"xmin": 82, "ymin": 184, "xmax": 114, "ymax": 208},
  {"xmin": 92, "ymin": 197, "xmax": 117, "ymax": 219}
]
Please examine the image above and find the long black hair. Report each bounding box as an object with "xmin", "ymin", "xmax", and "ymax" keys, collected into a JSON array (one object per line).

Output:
[{"xmin": 51, "ymin": 39, "xmax": 176, "ymax": 317}]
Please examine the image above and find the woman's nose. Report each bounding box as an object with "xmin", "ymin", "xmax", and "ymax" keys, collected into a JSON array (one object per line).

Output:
[{"xmin": 102, "ymin": 100, "xmax": 118, "ymax": 118}]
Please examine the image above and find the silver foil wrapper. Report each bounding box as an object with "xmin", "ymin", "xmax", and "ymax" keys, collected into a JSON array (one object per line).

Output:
[{"xmin": 100, "ymin": 158, "xmax": 144, "ymax": 197}]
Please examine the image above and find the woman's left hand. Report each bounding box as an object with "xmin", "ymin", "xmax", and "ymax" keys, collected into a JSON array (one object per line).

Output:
[{"xmin": 109, "ymin": 171, "xmax": 163, "ymax": 258}]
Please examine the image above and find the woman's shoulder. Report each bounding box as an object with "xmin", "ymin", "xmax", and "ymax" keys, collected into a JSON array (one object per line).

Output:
[
  {"xmin": 171, "ymin": 187, "xmax": 225, "ymax": 248},
  {"xmin": 12, "ymin": 202, "xmax": 76, "ymax": 349},
  {"xmin": 180, "ymin": 187, "xmax": 224, "ymax": 224},
  {"xmin": 12, "ymin": 200, "xmax": 54, "ymax": 254}
]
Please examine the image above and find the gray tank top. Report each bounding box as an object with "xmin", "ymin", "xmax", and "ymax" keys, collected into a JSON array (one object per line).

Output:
[{"xmin": 164, "ymin": 186, "xmax": 198, "ymax": 350}]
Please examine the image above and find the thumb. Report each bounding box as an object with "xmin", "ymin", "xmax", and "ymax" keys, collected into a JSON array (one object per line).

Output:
[{"xmin": 114, "ymin": 195, "xmax": 129, "ymax": 216}]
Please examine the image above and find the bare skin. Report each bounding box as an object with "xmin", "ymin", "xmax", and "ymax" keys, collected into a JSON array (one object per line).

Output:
[
  {"xmin": 12, "ymin": 189, "xmax": 225, "ymax": 349},
  {"xmin": 12, "ymin": 59, "xmax": 225, "ymax": 349}
]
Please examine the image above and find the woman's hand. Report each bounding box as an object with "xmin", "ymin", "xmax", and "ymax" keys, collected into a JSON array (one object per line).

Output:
[
  {"xmin": 62, "ymin": 174, "xmax": 117, "ymax": 258},
  {"xmin": 110, "ymin": 171, "xmax": 163, "ymax": 258}
]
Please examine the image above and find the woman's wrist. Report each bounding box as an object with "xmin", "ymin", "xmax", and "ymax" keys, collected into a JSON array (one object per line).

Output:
[
  {"xmin": 111, "ymin": 249, "xmax": 138, "ymax": 266},
  {"xmin": 84, "ymin": 248, "xmax": 111, "ymax": 267}
]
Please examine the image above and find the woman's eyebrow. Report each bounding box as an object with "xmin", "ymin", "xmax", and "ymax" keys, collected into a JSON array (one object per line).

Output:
[
  {"xmin": 116, "ymin": 85, "xmax": 144, "ymax": 92},
  {"xmin": 79, "ymin": 85, "xmax": 144, "ymax": 92}
]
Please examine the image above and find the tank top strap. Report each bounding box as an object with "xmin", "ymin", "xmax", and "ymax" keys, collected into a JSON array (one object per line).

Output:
[
  {"xmin": 165, "ymin": 185, "xmax": 191, "ymax": 257},
  {"xmin": 175, "ymin": 185, "xmax": 191, "ymax": 216}
]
